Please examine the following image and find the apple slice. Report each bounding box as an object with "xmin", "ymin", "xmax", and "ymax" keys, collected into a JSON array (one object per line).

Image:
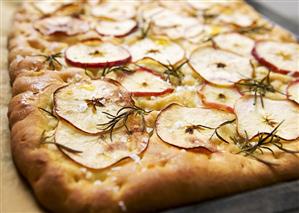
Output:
[
  {"xmin": 213, "ymin": 33, "xmax": 255, "ymax": 56},
  {"xmin": 150, "ymin": 8, "xmax": 198, "ymax": 29},
  {"xmin": 129, "ymin": 38, "xmax": 185, "ymax": 65},
  {"xmin": 199, "ymin": 84, "xmax": 242, "ymax": 113},
  {"xmin": 33, "ymin": 0, "xmax": 75, "ymax": 15},
  {"xmin": 55, "ymin": 121, "xmax": 148, "ymax": 169},
  {"xmin": 187, "ymin": 0, "xmax": 215, "ymax": 10},
  {"xmin": 91, "ymin": 2, "xmax": 136, "ymax": 20},
  {"xmin": 156, "ymin": 104, "xmax": 235, "ymax": 150},
  {"xmin": 187, "ymin": 0, "xmax": 232, "ymax": 10},
  {"xmin": 154, "ymin": 18, "xmax": 203, "ymax": 40},
  {"xmin": 95, "ymin": 19, "xmax": 138, "ymax": 38},
  {"xmin": 252, "ymin": 41, "xmax": 299, "ymax": 75},
  {"xmin": 121, "ymin": 69, "xmax": 174, "ymax": 97},
  {"xmin": 189, "ymin": 47, "xmax": 253, "ymax": 86},
  {"xmin": 234, "ymin": 96, "xmax": 299, "ymax": 140},
  {"xmin": 54, "ymin": 79, "xmax": 132, "ymax": 134},
  {"xmin": 34, "ymin": 16, "xmax": 89, "ymax": 36},
  {"xmin": 65, "ymin": 41, "xmax": 131, "ymax": 68},
  {"xmin": 217, "ymin": 10, "xmax": 255, "ymax": 28},
  {"xmin": 287, "ymin": 80, "xmax": 299, "ymax": 104}
]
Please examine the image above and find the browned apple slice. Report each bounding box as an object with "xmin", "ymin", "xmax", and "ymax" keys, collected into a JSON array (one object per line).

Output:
[
  {"xmin": 121, "ymin": 69, "xmax": 174, "ymax": 97},
  {"xmin": 129, "ymin": 38, "xmax": 185, "ymax": 65},
  {"xmin": 199, "ymin": 84, "xmax": 242, "ymax": 113},
  {"xmin": 189, "ymin": 47, "xmax": 253, "ymax": 86},
  {"xmin": 156, "ymin": 104, "xmax": 235, "ymax": 150},
  {"xmin": 234, "ymin": 96, "xmax": 299, "ymax": 140},
  {"xmin": 91, "ymin": 2, "xmax": 136, "ymax": 20},
  {"xmin": 54, "ymin": 79, "xmax": 132, "ymax": 134},
  {"xmin": 34, "ymin": 16, "xmax": 89, "ymax": 36},
  {"xmin": 55, "ymin": 121, "xmax": 148, "ymax": 169},
  {"xmin": 65, "ymin": 41, "xmax": 131, "ymax": 68},
  {"xmin": 252, "ymin": 41, "xmax": 299, "ymax": 75},
  {"xmin": 287, "ymin": 80, "xmax": 299, "ymax": 104},
  {"xmin": 95, "ymin": 19, "xmax": 138, "ymax": 38},
  {"xmin": 213, "ymin": 33, "xmax": 255, "ymax": 56}
]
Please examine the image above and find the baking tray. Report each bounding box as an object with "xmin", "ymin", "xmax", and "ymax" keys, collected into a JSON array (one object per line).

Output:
[{"xmin": 164, "ymin": 180, "xmax": 299, "ymax": 213}]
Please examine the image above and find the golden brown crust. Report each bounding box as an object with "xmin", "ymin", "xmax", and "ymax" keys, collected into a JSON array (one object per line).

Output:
[{"xmin": 7, "ymin": 1, "xmax": 299, "ymax": 213}]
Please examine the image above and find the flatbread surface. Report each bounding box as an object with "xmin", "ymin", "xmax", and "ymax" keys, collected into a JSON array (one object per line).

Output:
[{"xmin": 7, "ymin": 1, "xmax": 299, "ymax": 212}]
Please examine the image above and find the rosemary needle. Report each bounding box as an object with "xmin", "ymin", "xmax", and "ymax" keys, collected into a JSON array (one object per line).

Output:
[
  {"xmin": 236, "ymin": 71, "xmax": 285, "ymax": 107},
  {"xmin": 35, "ymin": 52, "xmax": 63, "ymax": 70},
  {"xmin": 161, "ymin": 60, "xmax": 188, "ymax": 85},
  {"xmin": 98, "ymin": 106, "xmax": 151, "ymax": 142}
]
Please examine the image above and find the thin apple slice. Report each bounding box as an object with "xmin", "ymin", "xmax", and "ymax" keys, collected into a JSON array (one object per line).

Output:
[
  {"xmin": 287, "ymin": 80, "xmax": 299, "ymax": 104},
  {"xmin": 95, "ymin": 19, "xmax": 137, "ymax": 38},
  {"xmin": 213, "ymin": 33, "xmax": 255, "ymax": 56},
  {"xmin": 55, "ymin": 121, "xmax": 148, "ymax": 169},
  {"xmin": 34, "ymin": 16, "xmax": 89, "ymax": 36},
  {"xmin": 252, "ymin": 41, "xmax": 299, "ymax": 75},
  {"xmin": 199, "ymin": 84, "xmax": 242, "ymax": 113},
  {"xmin": 156, "ymin": 104, "xmax": 235, "ymax": 150},
  {"xmin": 121, "ymin": 69, "xmax": 174, "ymax": 97},
  {"xmin": 234, "ymin": 96, "xmax": 299, "ymax": 140},
  {"xmin": 150, "ymin": 8, "xmax": 183, "ymax": 28},
  {"xmin": 129, "ymin": 38, "xmax": 185, "ymax": 65},
  {"xmin": 187, "ymin": 0, "xmax": 232, "ymax": 10},
  {"xmin": 154, "ymin": 19, "xmax": 203, "ymax": 40},
  {"xmin": 33, "ymin": 0, "xmax": 75, "ymax": 15},
  {"xmin": 54, "ymin": 79, "xmax": 132, "ymax": 134},
  {"xmin": 141, "ymin": 6, "xmax": 164, "ymax": 21},
  {"xmin": 217, "ymin": 10, "xmax": 255, "ymax": 28},
  {"xmin": 189, "ymin": 47, "xmax": 253, "ymax": 86},
  {"xmin": 91, "ymin": 2, "xmax": 136, "ymax": 20},
  {"xmin": 187, "ymin": 0, "xmax": 215, "ymax": 10},
  {"xmin": 65, "ymin": 41, "xmax": 131, "ymax": 68},
  {"xmin": 150, "ymin": 8, "xmax": 198, "ymax": 29}
]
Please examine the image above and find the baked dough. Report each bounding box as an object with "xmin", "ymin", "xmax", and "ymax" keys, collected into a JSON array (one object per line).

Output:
[{"xmin": 8, "ymin": 1, "xmax": 299, "ymax": 212}]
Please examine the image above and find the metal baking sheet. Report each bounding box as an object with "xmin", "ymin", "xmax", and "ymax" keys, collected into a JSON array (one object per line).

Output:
[{"xmin": 163, "ymin": 180, "xmax": 299, "ymax": 213}]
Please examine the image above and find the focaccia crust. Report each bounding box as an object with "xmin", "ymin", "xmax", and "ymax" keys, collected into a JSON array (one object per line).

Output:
[{"xmin": 7, "ymin": 1, "xmax": 299, "ymax": 213}]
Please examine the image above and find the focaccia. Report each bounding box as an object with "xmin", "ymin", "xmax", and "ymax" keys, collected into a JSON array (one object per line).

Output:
[{"xmin": 7, "ymin": 0, "xmax": 299, "ymax": 212}]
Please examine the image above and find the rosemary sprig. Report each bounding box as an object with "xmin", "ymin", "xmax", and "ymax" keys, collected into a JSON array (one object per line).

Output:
[
  {"xmin": 35, "ymin": 52, "xmax": 62, "ymax": 70},
  {"xmin": 236, "ymin": 23, "xmax": 273, "ymax": 35},
  {"xmin": 101, "ymin": 65, "xmax": 134, "ymax": 77},
  {"xmin": 161, "ymin": 60, "xmax": 188, "ymax": 85},
  {"xmin": 213, "ymin": 120, "xmax": 299, "ymax": 165},
  {"xmin": 97, "ymin": 105, "xmax": 151, "ymax": 142},
  {"xmin": 210, "ymin": 119, "xmax": 236, "ymax": 143},
  {"xmin": 235, "ymin": 121, "xmax": 299, "ymax": 156},
  {"xmin": 85, "ymin": 65, "xmax": 135, "ymax": 79},
  {"xmin": 236, "ymin": 71, "xmax": 285, "ymax": 107},
  {"xmin": 139, "ymin": 19, "xmax": 152, "ymax": 39}
]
